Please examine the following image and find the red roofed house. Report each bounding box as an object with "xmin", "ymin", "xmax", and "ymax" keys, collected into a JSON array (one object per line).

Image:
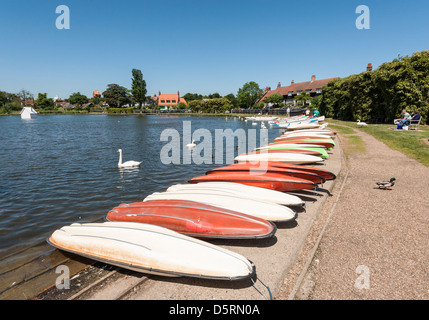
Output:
[
  {"xmin": 93, "ymin": 90, "xmax": 101, "ymax": 98},
  {"xmin": 153, "ymin": 91, "xmax": 188, "ymax": 110},
  {"xmin": 260, "ymin": 75, "xmax": 338, "ymax": 107}
]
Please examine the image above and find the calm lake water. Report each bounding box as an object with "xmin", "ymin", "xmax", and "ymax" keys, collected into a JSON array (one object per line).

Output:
[{"xmin": 0, "ymin": 114, "xmax": 281, "ymax": 259}]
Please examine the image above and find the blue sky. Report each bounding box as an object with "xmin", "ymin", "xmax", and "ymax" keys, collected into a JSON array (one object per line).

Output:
[{"xmin": 0, "ymin": 0, "xmax": 428, "ymax": 99}]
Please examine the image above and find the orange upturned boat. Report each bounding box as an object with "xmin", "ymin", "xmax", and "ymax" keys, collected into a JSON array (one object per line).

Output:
[
  {"xmin": 232, "ymin": 161, "xmax": 337, "ymax": 181},
  {"xmin": 106, "ymin": 200, "xmax": 276, "ymax": 240},
  {"xmin": 189, "ymin": 171, "xmax": 317, "ymax": 192},
  {"xmin": 207, "ymin": 164, "xmax": 326, "ymax": 184}
]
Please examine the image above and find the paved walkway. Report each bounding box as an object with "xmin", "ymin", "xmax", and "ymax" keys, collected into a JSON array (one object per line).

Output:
[{"xmin": 282, "ymin": 127, "xmax": 429, "ymax": 300}]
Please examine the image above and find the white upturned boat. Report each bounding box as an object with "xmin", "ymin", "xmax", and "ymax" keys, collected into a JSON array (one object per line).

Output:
[
  {"xmin": 274, "ymin": 134, "xmax": 332, "ymax": 141},
  {"xmin": 48, "ymin": 222, "xmax": 255, "ymax": 280},
  {"xmin": 144, "ymin": 192, "xmax": 297, "ymax": 222},
  {"xmin": 285, "ymin": 122, "xmax": 322, "ymax": 130},
  {"xmin": 235, "ymin": 152, "xmax": 324, "ymax": 165},
  {"xmin": 280, "ymin": 129, "xmax": 336, "ymax": 137},
  {"xmin": 255, "ymin": 144, "xmax": 327, "ymax": 150},
  {"xmin": 166, "ymin": 182, "xmax": 304, "ymax": 207}
]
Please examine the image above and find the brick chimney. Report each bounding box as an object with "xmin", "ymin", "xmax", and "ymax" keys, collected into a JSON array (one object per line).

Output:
[
  {"xmin": 367, "ymin": 63, "xmax": 373, "ymax": 72},
  {"xmin": 291, "ymin": 80, "xmax": 295, "ymax": 85},
  {"xmin": 277, "ymin": 82, "xmax": 281, "ymax": 89},
  {"xmin": 311, "ymin": 75, "xmax": 316, "ymax": 82}
]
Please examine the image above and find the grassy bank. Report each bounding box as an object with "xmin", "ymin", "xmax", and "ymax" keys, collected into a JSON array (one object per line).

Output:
[{"xmin": 327, "ymin": 119, "xmax": 429, "ymax": 166}]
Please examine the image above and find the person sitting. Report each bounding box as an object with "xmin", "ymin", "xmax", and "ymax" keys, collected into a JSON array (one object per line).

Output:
[
  {"xmin": 313, "ymin": 108, "xmax": 320, "ymax": 117},
  {"xmin": 411, "ymin": 110, "xmax": 421, "ymax": 121},
  {"xmin": 395, "ymin": 110, "xmax": 411, "ymax": 129}
]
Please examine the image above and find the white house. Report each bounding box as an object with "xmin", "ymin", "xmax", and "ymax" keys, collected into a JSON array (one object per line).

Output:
[{"xmin": 20, "ymin": 107, "xmax": 38, "ymax": 120}]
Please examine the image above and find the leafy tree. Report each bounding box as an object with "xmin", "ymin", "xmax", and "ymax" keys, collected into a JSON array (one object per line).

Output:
[
  {"xmin": 91, "ymin": 96, "xmax": 103, "ymax": 106},
  {"xmin": 237, "ymin": 81, "xmax": 263, "ymax": 109},
  {"xmin": 131, "ymin": 69, "xmax": 147, "ymax": 109},
  {"xmin": 205, "ymin": 93, "xmax": 221, "ymax": 99},
  {"xmin": 224, "ymin": 93, "xmax": 238, "ymax": 108},
  {"xmin": 294, "ymin": 91, "xmax": 312, "ymax": 106},
  {"xmin": 188, "ymin": 98, "xmax": 232, "ymax": 113},
  {"xmin": 0, "ymin": 91, "xmax": 8, "ymax": 106},
  {"xmin": 264, "ymin": 93, "xmax": 283, "ymax": 107},
  {"xmin": 177, "ymin": 102, "xmax": 188, "ymax": 110},
  {"xmin": 68, "ymin": 92, "xmax": 89, "ymax": 108},
  {"xmin": 103, "ymin": 84, "xmax": 131, "ymax": 108},
  {"xmin": 0, "ymin": 91, "xmax": 19, "ymax": 106},
  {"xmin": 17, "ymin": 89, "xmax": 33, "ymax": 104},
  {"xmin": 183, "ymin": 93, "xmax": 203, "ymax": 102},
  {"xmin": 319, "ymin": 50, "xmax": 429, "ymax": 124},
  {"xmin": 35, "ymin": 93, "xmax": 54, "ymax": 109}
]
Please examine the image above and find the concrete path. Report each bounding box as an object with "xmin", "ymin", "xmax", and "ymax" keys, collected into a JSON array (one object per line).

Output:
[{"xmin": 281, "ymin": 127, "xmax": 429, "ymax": 300}]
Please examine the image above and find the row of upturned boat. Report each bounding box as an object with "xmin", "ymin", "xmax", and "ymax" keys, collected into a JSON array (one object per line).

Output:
[{"xmin": 48, "ymin": 117, "xmax": 337, "ymax": 283}]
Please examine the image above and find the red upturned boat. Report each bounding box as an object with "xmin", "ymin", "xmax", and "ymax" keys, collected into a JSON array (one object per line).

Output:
[
  {"xmin": 106, "ymin": 200, "xmax": 276, "ymax": 240},
  {"xmin": 237, "ymin": 161, "xmax": 337, "ymax": 181},
  {"xmin": 269, "ymin": 140, "xmax": 335, "ymax": 149},
  {"xmin": 207, "ymin": 164, "xmax": 326, "ymax": 184},
  {"xmin": 189, "ymin": 171, "xmax": 317, "ymax": 192}
]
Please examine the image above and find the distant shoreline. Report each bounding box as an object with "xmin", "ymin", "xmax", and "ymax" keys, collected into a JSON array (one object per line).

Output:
[{"xmin": 0, "ymin": 112, "xmax": 273, "ymax": 118}]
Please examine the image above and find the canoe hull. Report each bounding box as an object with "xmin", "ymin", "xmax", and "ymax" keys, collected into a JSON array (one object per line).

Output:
[
  {"xmin": 106, "ymin": 200, "xmax": 276, "ymax": 240},
  {"xmin": 235, "ymin": 153, "xmax": 325, "ymax": 165},
  {"xmin": 167, "ymin": 183, "xmax": 305, "ymax": 206},
  {"xmin": 207, "ymin": 165, "xmax": 326, "ymax": 184},
  {"xmin": 190, "ymin": 171, "xmax": 317, "ymax": 191},
  {"xmin": 144, "ymin": 192, "xmax": 298, "ymax": 222},
  {"xmin": 233, "ymin": 161, "xmax": 336, "ymax": 181},
  {"xmin": 48, "ymin": 222, "xmax": 256, "ymax": 280}
]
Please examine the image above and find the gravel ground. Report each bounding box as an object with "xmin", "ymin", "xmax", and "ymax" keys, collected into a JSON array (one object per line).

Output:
[{"xmin": 286, "ymin": 127, "xmax": 429, "ymax": 300}]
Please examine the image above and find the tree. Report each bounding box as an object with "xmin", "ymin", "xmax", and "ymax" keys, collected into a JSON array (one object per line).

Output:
[
  {"xmin": 183, "ymin": 93, "xmax": 203, "ymax": 102},
  {"xmin": 224, "ymin": 93, "xmax": 238, "ymax": 108},
  {"xmin": 237, "ymin": 81, "xmax": 263, "ymax": 109},
  {"xmin": 68, "ymin": 92, "xmax": 88, "ymax": 108},
  {"xmin": 294, "ymin": 91, "xmax": 312, "ymax": 106},
  {"xmin": 205, "ymin": 93, "xmax": 221, "ymax": 99},
  {"xmin": 17, "ymin": 89, "xmax": 33, "ymax": 104},
  {"xmin": 131, "ymin": 69, "xmax": 147, "ymax": 108},
  {"xmin": 319, "ymin": 50, "xmax": 429, "ymax": 124},
  {"xmin": 103, "ymin": 84, "xmax": 131, "ymax": 108},
  {"xmin": 264, "ymin": 93, "xmax": 283, "ymax": 107},
  {"xmin": 35, "ymin": 93, "xmax": 54, "ymax": 109}
]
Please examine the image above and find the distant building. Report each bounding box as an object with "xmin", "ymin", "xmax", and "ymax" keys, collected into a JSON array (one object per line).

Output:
[
  {"xmin": 260, "ymin": 75, "xmax": 338, "ymax": 107},
  {"xmin": 21, "ymin": 98, "xmax": 34, "ymax": 106},
  {"xmin": 152, "ymin": 91, "xmax": 188, "ymax": 110},
  {"xmin": 93, "ymin": 90, "xmax": 101, "ymax": 98}
]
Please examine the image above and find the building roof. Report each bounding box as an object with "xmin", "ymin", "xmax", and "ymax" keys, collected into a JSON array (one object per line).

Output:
[
  {"xmin": 154, "ymin": 92, "xmax": 188, "ymax": 106},
  {"xmin": 260, "ymin": 76, "xmax": 338, "ymax": 102}
]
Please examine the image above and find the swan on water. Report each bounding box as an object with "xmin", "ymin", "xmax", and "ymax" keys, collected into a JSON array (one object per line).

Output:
[
  {"xmin": 186, "ymin": 140, "xmax": 196, "ymax": 149},
  {"xmin": 117, "ymin": 149, "xmax": 141, "ymax": 168}
]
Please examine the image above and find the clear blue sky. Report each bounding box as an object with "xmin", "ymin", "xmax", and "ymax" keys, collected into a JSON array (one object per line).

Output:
[{"xmin": 1, "ymin": 0, "xmax": 428, "ymax": 99}]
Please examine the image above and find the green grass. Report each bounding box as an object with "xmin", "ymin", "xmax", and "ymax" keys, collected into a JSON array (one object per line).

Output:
[
  {"xmin": 345, "ymin": 135, "xmax": 366, "ymax": 154},
  {"xmin": 327, "ymin": 119, "xmax": 429, "ymax": 166},
  {"xmin": 327, "ymin": 123, "xmax": 356, "ymax": 135}
]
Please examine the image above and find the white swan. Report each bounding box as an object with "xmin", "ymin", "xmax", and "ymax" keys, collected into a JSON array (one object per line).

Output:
[
  {"xmin": 357, "ymin": 120, "xmax": 368, "ymax": 127},
  {"xmin": 186, "ymin": 140, "xmax": 196, "ymax": 149},
  {"xmin": 117, "ymin": 149, "xmax": 141, "ymax": 168}
]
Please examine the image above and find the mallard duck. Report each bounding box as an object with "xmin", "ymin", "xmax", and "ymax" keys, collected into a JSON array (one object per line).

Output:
[{"xmin": 374, "ymin": 178, "xmax": 396, "ymax": 190}]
